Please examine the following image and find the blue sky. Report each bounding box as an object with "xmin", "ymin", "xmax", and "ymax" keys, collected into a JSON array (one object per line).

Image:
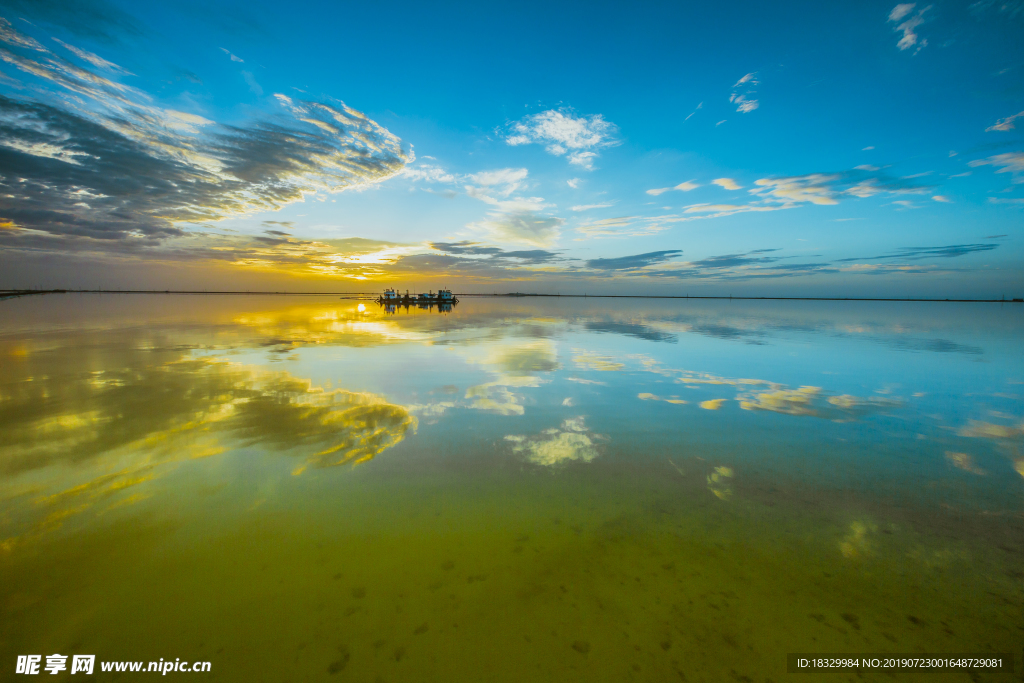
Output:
[{"xmin": 0, "ymin": 0, "xmax": 1021, "ymax": 295}]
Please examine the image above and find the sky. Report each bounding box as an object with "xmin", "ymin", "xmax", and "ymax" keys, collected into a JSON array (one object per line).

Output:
[{"xmin": 0, "ymin": 0, "xmax": 1021, "ymax": 296}]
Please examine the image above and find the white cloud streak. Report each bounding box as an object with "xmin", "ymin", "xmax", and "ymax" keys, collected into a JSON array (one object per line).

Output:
[{"xmin": 986, "ymin": 110, "xmax": 1024, "ymax": 132}]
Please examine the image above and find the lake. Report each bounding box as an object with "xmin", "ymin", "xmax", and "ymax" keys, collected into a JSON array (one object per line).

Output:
[{"xmin": 1, "ymin": 294, "xmax": 1021, "ymax": 680}]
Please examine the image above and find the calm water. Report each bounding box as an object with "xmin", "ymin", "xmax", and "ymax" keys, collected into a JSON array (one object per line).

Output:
[{"xmin": 1, "ymin": 295, "xmax": 1022, "ymax": 681}]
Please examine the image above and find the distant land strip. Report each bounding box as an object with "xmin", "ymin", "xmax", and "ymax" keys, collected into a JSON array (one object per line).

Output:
[{"xmin": 2, "ymin": 289, "xmax": 1022, "ymax": 303}]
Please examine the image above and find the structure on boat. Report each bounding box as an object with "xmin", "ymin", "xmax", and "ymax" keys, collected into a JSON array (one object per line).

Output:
[{"xmin": 378, "ymin": 288, "xmax": 458, "ymax": 313}]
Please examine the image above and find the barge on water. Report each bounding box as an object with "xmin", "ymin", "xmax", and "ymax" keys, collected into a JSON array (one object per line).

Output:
[
  {"xmin": 378, "ymin": 288, "xmax": 458, "ymax": 305},
  {"xmin": 376, "ymin": 288, "xmax": 458, "ymax": 313}
]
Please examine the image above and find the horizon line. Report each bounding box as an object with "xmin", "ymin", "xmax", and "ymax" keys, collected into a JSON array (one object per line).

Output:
[{"xmin": 2, "ymin": 289, "xmax": 1022, "ymax": 304}]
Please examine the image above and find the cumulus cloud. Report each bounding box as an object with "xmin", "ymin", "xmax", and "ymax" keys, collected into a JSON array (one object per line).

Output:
[
  {"xmin": 504, "ymin": 109, "xmax": 618, "ymax": 170},
  {"xmin": 986, "ymin": 110, "xmax": 1024, "ymax": 132},
  {"xmin": 0, "ymin": 25, "xmax": 410, "ymax": 248},
  {"xmin": 888, "ymin": 3, "xmax": 931, "ymax": 53},
  {"xmin": 969, "ymin": 151, "xmax": 1024, "ymax": 182},
  {"xmin": 712, "ymin": 178, "xmax": 742, "ymax": 190}
]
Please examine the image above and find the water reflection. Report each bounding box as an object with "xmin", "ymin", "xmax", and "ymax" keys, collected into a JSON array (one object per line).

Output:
[{"xmin": 0, "ymin": 294, "xmax": 1022, "ymax": 680}]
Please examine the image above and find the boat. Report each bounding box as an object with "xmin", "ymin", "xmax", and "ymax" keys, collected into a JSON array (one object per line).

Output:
[{"xmin": 377, "ymin": 288, "xmax": 458, "ymax": 311}]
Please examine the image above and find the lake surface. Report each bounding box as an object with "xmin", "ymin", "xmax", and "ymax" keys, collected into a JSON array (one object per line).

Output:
[{"xmin": 1, "ymin": 294, "xmax": 1022, "ymax": 681}]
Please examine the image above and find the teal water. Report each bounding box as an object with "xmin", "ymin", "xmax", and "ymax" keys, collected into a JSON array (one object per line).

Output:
[{"xmin": 0, "ymin": 295, "xmax": 1021, "ymax": 681}]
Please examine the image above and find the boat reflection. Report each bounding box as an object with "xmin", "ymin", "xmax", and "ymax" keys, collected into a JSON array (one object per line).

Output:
[{"xmin": 380, "ymin": 300, "xmax": 454, "ymax": 314}]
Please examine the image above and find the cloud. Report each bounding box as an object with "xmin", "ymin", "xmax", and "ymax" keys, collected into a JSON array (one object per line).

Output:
[
  {"xmin": 504, "ymin": 109, "xmax": 618, "ymax": 170},
  {"xmin": 862, "ymin": 146, "xmax": 875, "ymax": 150},
  {"xmin": 730, "ymin": 72, "xmax": 759, "ymax": 113},
  {"xmin": 0, "ymin": 27, "xmax": 410, "ymax": 249},
  {"xmin": 751, "ymin": 169, "xmax": 932, "ymax": 205},
  {"xmin": 684, "ymin": 101, "xmax": 702, "ymax": 121},
  {"xmin": 888, "ymin": 3, "xmax": 931, "ymax": 53},
  {"xmin": 468, "ymin": 211, "xmax": 563, "ymax": 247},
  {"xmin": 567, "ymin": 178, "xmax": 580, "ymax": 188},
  {"xmin": 690, "ymin": 249, "xmax": 781, "ymax": 269},
  {"xmin": 429, "ymin": 240, "xmax": 561, "ymax": 264},
  {"xmin": 575, "ymin": 216, "xmax": 670, "ymax": 239},
  {"xmin": 646, "ymin": 181, "xmax": 699, "ymax": 195},
  {"xmin": 571, "ymin": 203, "xmax": 613, "ymax": 211},
  {"xmin": 53, "ymin": 37, "xmax": 131, "ymax": 74},
  {"xmin": 400, "ymin": 164, "xmax": 456, "ymax": 183},
  {"xmin": 712, "ymin": 178, "xmax": 742, "ymax": 190},
  {"xmin": 986, "ymin": 110, "xmax": 1024, "ymax": 132},
  {"xmin": 835, "ymin": 243, "xmax": 999, "ymax": 262},
  {"xmin": 585, "ymin": 250, "xmax": 682, "ymax": 271},
  {"xmin": 467, "ymin": 167, "xmax": 528, "ymax": 194},
  {"xmin": 969, "ymin": 152, "xmax": 1024, "ymax": 182},
  {"xmin": 932, "ymin": 195, "xmax": 951, "ymax": 202},
  {"xmin": 220, "ymin": 47, "xmax": 244, "ymax": 62}
]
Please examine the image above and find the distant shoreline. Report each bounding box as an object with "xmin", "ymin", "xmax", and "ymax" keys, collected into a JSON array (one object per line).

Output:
[{"xmin": 2, "ymin": 289, "xmax": 1022, "ymax": 303}]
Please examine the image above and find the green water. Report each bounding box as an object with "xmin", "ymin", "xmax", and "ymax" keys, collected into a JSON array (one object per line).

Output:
[{"xmin": 1, "ymin": 295, "xmax": 1021, "ymax": 681}]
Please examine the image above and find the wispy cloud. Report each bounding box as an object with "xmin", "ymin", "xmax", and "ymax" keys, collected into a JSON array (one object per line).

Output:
[
  {"xmin": 586, "ymin": 250, "xmax": 682, "ymax": 270},
  {"xmin": 932, "ymin": 195, "xmax": 952, "ymax": 202},
  {"xmin": 888, "ymin": 3, "xmax": 931, "ymax": 53},
  {"xmin": 0, "ymin": 24, "xmax": 410, "ymax": 246},
  {"xmin": 752, "ymin": 169, "xmax": 932, "ymax": 205},
  {"xmin": 690, "ymin": 249, "xmax": 781, "ymax": 269},
  {"xmin": 219, "ymin": 47, "xmax": 243, "ymax": 62},
  {"xmin": 730, "ymin": 72, "xmax": 759, "ymax": 113},
  {"xmin": 429, "ymin": 241, "xmax": 562, "ymax": 265},
  {"xmin": 968, "ymin": 152, "xmax": 1024, "ymax": 182},
  {"xmin": 575, "ymin": 217, "xmax": 669, "ymax": 239},
  {"xmin": 53, "ymin": 37, "xmax": 131, "ymax": 74},
  {"xmin": 986, "ymin": 110, "xmax": 1024, "ymax": 132},
  {"xmin": 835, "ymin": 243, "xmax": 999, "ymax": 262},
  {"xmin": 646, "ymin": 181, "xmax": 699, "ymax": 195},
  {"xmin": 684, "ymin": 101, "xmax": 703, "ymax": 121},
  {"xmin": 712, "ymin": 178, "xmax": 742, "ymax": 190},
  {"xmin": 504, "ymin": 109, "xmax": 618, "ymax": 170},
  {"xmin": 571, "ymin": 203, "xmax": 613, "ymax": 212},
  {"xmin": 468, "ymin": 212, "xmax": 563, "ymax": 248}
]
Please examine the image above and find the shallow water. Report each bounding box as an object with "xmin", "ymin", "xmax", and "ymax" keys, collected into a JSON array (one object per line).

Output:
[{"xmin": 1, "ymin": 294, "xmax": 1022, "ymax": 681}]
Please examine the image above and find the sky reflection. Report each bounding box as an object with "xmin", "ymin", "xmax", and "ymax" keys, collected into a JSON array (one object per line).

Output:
[{"xmin": 1, "ymin": 294, "xmax": 1022, "ymax": 552}]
